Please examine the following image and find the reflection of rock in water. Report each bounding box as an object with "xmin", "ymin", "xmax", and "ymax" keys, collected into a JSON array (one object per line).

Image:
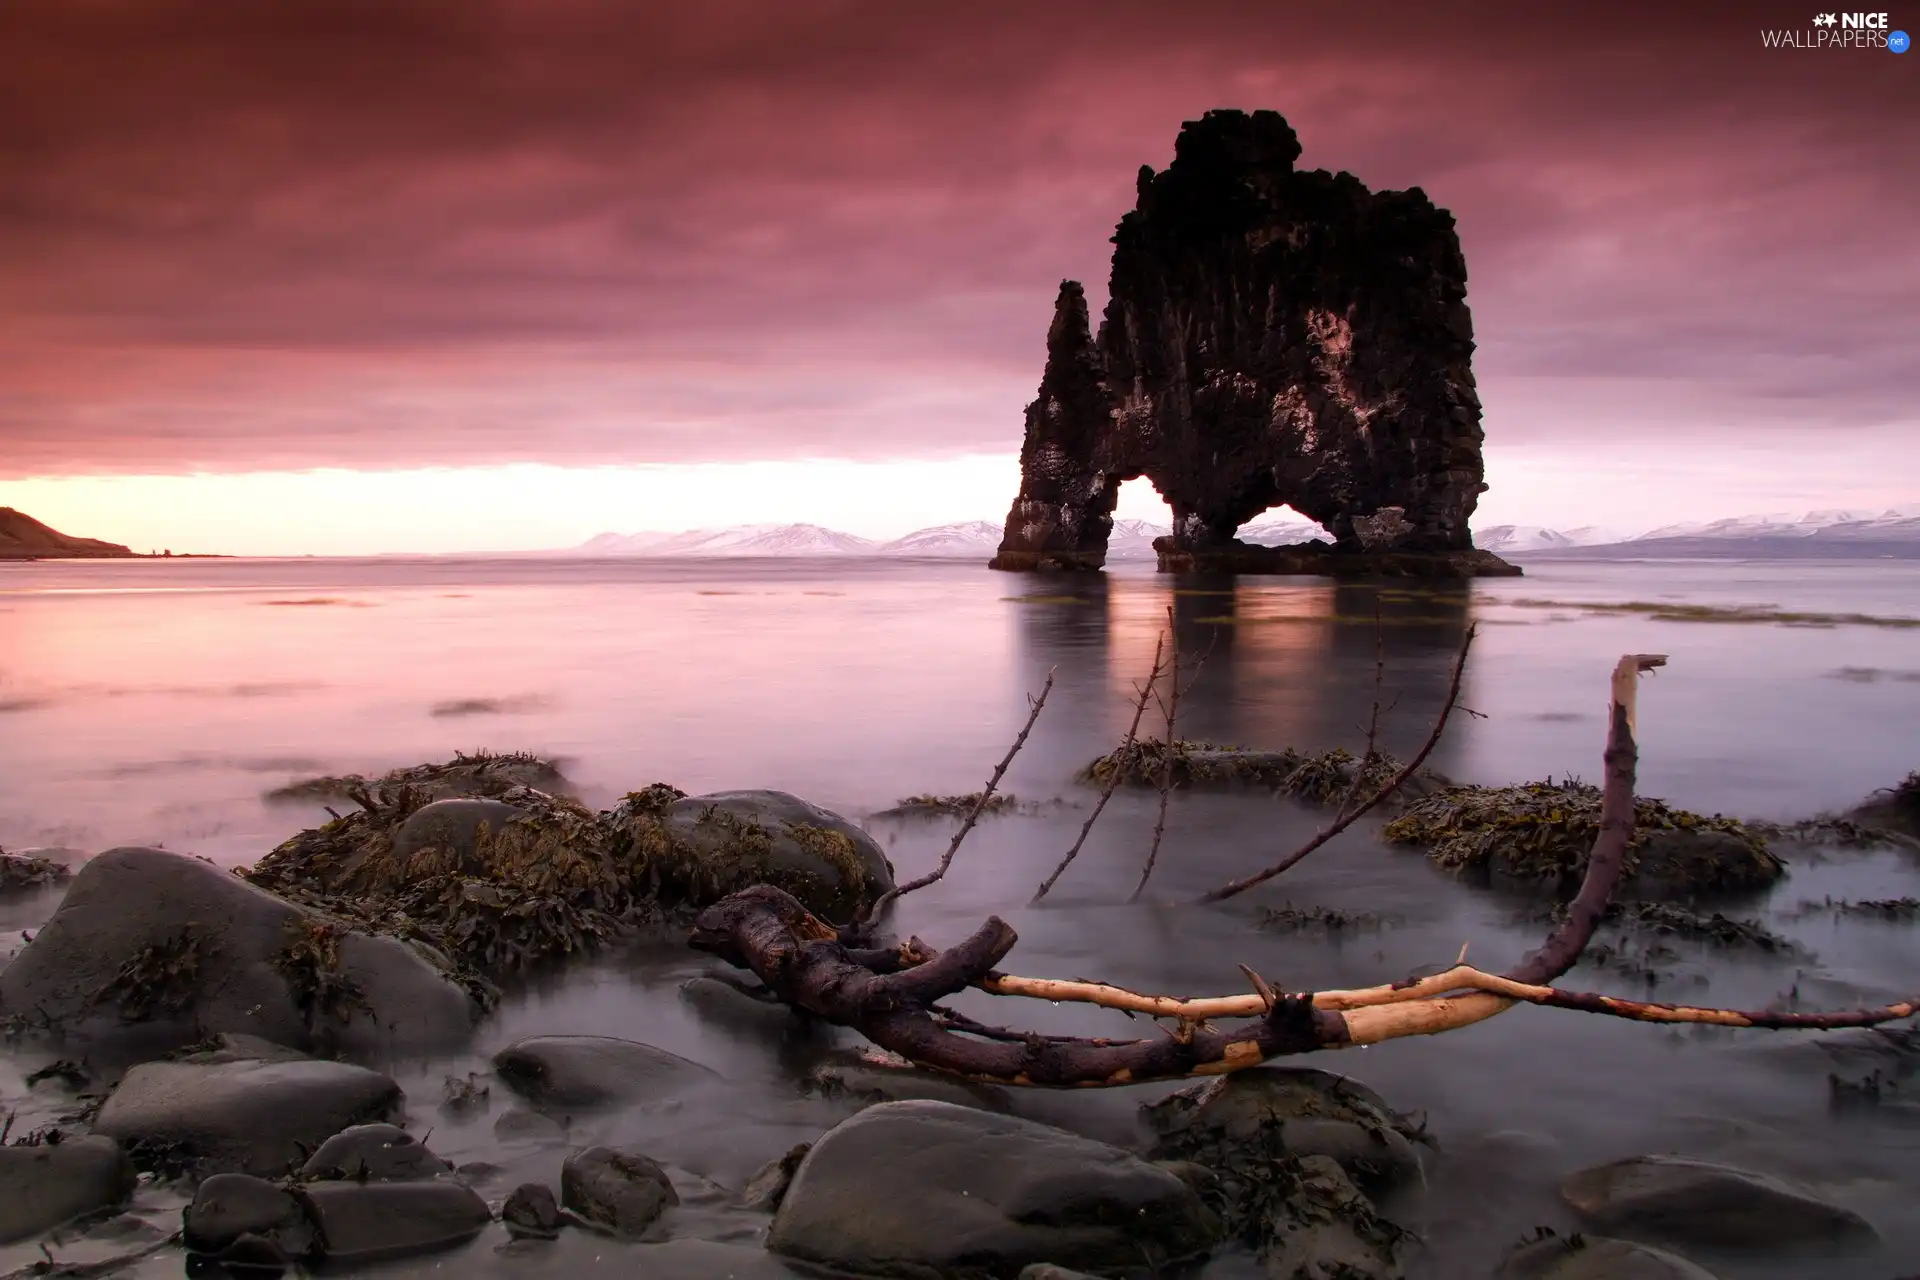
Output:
[{"xmin": 1006, "ymin": 573, "xmax": 1116, "ymax": 739}]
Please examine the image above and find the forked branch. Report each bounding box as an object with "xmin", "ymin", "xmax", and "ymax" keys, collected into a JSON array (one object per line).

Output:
[{"xmin": 692, "ymin": 653, "xmax": 1916, "ymax": 1088}]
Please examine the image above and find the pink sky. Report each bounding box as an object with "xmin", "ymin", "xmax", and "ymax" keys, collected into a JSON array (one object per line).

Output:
[{"xmin": 1, "ymin": 1, "xmax": 1915, "ymax": 552}]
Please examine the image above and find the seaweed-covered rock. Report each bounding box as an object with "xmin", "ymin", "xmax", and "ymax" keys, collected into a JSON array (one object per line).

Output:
[
  {"xmin": 1146, "ymin": 1070, "xmax": 1417, "ymax": 1275},
  {"xmin": 0, "ymin": 851, "xmax": 71, "ymax": 895},
  {"xmin": 560, "ymin": 1146, "xmax": 679, "ymax": 1237},
  {"xmin": 1146, "ymin": 1067, "xmax": 1427, "ymax": 1190},
  {"xmin": 0, "ymin": 847, "xmax": 475, "ymax": 1051},
  {"xmin": 264, "ymin": 750, "xmax": 572, "ymax": 805},
  {"xmin": 741, "ymin": 1144, "xmax": 809, "ymax": 1212},
  {"xmin": 1384, "ymin": 781, "xmax": 1783, "ymax": 897},
  {"xmin": 245, "ymin": 786, "xmax": 631, "ymax": 985},
  {"xmin": 0, "ymin": 1136, "xmax": 137, "ymax": 1244},
  {"xmin": 91, "ymin": 1056, "xmax": 402, "ymax": 1177},
  {"xmin": 1498, "ymin": 1232, "xmax": 1720, "ymax": 1280},
  {"xmin": 1849, "ymin": 771, "xmax": 1920, "ymax": 839},
  {"xmin": 1080, "ymin": 740, "xmax": 1447, "ymax": 807},
  {"xmin": 1559, "ymin": 1155, "xmax": 1875, "ymax": 1248},
  {"xmin": 768, "ymin": 1100, "xmax": 1220, "ymax": 1277},
  {"xmin": 492, "ymin": 1035, "xmax": 718, "ymax": 1112},
  {"xmin": 613, "ymin": 789, "xmax": 894, "ymax": 925}
]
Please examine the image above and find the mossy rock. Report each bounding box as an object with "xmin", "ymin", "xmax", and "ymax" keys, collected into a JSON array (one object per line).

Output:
[
  {"xmin": 244, "ymin": 786, "xmax": 630, "ymax": 988},
  {"xmin": 1080, "ymin": 740, "xmax": 1448, "ymax": 807},
  {"xmin": 264, "ymin": 751, "xmax": 572, "ymax": 805},
  {"xmin": 1384, "ymin": 779, "xmax": 1784, "ymax": 898},
  {"xmin": 610, "ymin": 790, "xmax": 893, "ymax": 925},
  {"xmin": 1849, "ymin": 770, "xmax": 1920, "ymax": 839}
]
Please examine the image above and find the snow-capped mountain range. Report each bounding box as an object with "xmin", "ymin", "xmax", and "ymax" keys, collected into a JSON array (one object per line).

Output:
[{"xmin": 569, "ymin": 507, "xmax": 1920, "ymax": 560}]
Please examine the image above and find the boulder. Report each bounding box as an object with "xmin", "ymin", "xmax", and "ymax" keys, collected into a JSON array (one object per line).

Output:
[
  {"xmin": 678, "ymin": 973, "xmax": 799, "ymax": 1034},
  {"xmin": 0, "ymin": 1136, "xmax": 137, "ymax": 1244},
  {"xmin": 614, "ymin": 789, "xmax": 894, "ymax": 924},
  {"xmin": 182, "ymin": 1173, "xmax": 313, "ymax": 1256},
  {"xmin": 295, "ymin": 1179, "xmax": 492, "ymax": 1264},
  {"xmin": 91, "ymin": 1056, "xmax": 402, "ymax": 1178},
  {"xmin": 390, "ymin": 797, "xmax": 529, "ymax": 865},
  {"xmin": 741, "ymin": 1143, "xmax": 810, "ymax": 1212},
  {"xmin": 0, "ymin": 847, "xmax": 475, "ymax": 1052},
  {"xmin": 1145, "ymin": 1066, "xmax": 1425, "ymax": 1190},
  {"xmin": 1499, "ymin": 1233, "xmax": 1721, "ymax": 1280},
  {"xmin": 503, "ymin": 1182, "xmax": 563, "ymax": 1240},
  {"xmin": 492, "ymin": 1035, "xmax": 717, "ymax": 1111},
  {"xmin": 560, "ymin": 1146, "xmax": 679, "ymax": 1238},
  {"xmin": 298, "ymin": 1123, "xmax": 451, "ymax": 1182},
  {"xmin": 768, "ymin": 1099, "xmax": 1219, "ymax": 1277},
  {"xmin": 493, "ymin": 1108, "xmax": 568, "ymax": 1146},
  {"xmin": 1559, "ymin": 1155, "xmax": 1876, "ymax": 1248}
]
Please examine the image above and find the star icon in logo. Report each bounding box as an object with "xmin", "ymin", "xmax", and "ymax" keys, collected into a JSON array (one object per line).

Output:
[{"xmin": 1813, "ymin": 12, "xmax": 1838, "ymax": 25}]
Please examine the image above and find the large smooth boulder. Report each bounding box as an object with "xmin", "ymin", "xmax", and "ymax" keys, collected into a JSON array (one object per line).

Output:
[
  {"xmin": 0, "ymin": 847, "xmax": 475, "ymax": 1052},
  {"xmin": 768, "ymin": 1099, "xmax": 1219, "ymax": 1277},
  {"xmin": 492, "ymin": 1035, "xmax": 717, "ymax": 1111},
  {"xmin": 1145, "ymin": 1066, "xmax": 1426, "ymax": 1190},
  {"xmin": 0, "ymin": 1136, "xmax": 137, "ymax": 1244},
  {"xmin": 614, "ymin": 789, "xmax": 894, "ymax": 924},
  {"xmin": 389, "ymin": 798, "xmax": 529, "ymax": 865},
  {"xmin": 561, "ymin": 1146, "xmax": 679, "ymax": 1238},
  {"xmin": 91, "ymin": 1056, "xmax": 402, "ymax": 1177},
  {"xmin": 1560, "ymin": 1155, "xmax": 1876, "ymax": 1248},
  {"xmin": 1499, "ymin": 1233, "xmax": 1721, "ymax": 1279}
]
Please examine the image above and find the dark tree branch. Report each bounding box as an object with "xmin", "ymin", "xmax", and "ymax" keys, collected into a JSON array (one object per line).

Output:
[{"xmin": 1131, "ymin": 608, "xmax": 1184, "ymax": 901}]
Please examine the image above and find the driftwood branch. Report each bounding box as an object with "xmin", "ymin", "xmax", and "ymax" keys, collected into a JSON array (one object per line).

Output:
[
  {"xmin": 1197, "ymin": 623, "xmax": 1478, "ymax": 903},
  {"xmin": 692, "ymin": 652, "xmax": 1917, "ymax": 1087},
  {"xmin": 854, "ymin": 668, "xmax": 1055, "ymax": 935},
  {"xmin": 1032, "ymin": 635, "xmax": 1166, "ymax": 903}
]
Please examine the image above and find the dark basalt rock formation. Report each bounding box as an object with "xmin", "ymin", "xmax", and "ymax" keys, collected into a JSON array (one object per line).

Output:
[{"xmin": 991, "ymin": 109, "xmax": 1518, "ymax": 578}]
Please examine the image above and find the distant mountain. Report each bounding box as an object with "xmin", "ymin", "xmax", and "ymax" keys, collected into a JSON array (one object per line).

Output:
[
  {"xmin": 0, "ymin": 507, "xmax": 135, "ymax": 559},
  {"xmin": 571, "ymin": 506, "xmax": 1920, "ymax": 562},
  {"xmin": 878, "ymin": 521, "xmax": 1003, "ymax": 556},
  {"xmin": 1475, "ymin": 524, "xmax": 1630, "ymax": 554},
  {"xmin": 1515, "ymin": 507, "xmax": 1920, "ymax": 560},
  {"xmin": 578, "ymin": 523, "xmax": 879, "ymax": 556}
]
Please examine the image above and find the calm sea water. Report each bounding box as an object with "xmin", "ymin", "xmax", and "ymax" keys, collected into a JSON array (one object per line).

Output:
[{"xmin": 2, "ymin": 555, "xmax": 1918, "ymax": 1278}]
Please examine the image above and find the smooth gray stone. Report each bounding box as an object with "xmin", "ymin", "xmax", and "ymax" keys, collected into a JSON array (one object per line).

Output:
[
  {"xmin": 299, "ymin": 1123, "xmax": 451, "ymax": 1182},
  {"xmin": 182, "ymin": 1173, "xmax": 312, "ymax": 1255},
  {"xmin": 769, "ymin": 1100, "xmax": 1218, "ymax": 1277},
  {"xmin": 92, "ymin": 1057, "xmax": 401, "ymax": 1177},
  {"xmin": 561, "ymin": 1146, "xmax": 679, "ymax": 1238},
  {"xmin": 492, "ymin": 1035, "xmax": 717, "ymax": 1111},
  {"xmin": 1560, "ymin": 1154, "xmax": 1876, "ymax": 1248},
  {"xmin": 295, "ymin": 1179, "xmax": 493, "ymax": 1264},
  {"xmin": 0, "ymin": 1136, "xmax": 137, "ymax": 1244}
]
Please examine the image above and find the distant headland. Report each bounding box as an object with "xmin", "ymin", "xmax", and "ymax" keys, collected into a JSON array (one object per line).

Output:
[{"xmin": 0, "ymin": 507, "xmax": 139, "ymax": 559}]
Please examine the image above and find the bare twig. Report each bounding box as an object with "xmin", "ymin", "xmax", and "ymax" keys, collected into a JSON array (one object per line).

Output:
[
  {"xmin": 1197, "ymin": 624, "xmax": 1478, "ymax": 903},
  {"xmin": 857, "ymin": 668, "xmax": 1056, "ymax": 933},
  {"xmin": 1131, "ymin": 608, "xmax": 1184, "ymax": 901},
  {"xmin": 1032, "ymin": 637, "xmax": 1166, "ymax": 903},
  {"xmin": 1334, "ymin": 606, "xmax": 1389, "ymax": 821}
]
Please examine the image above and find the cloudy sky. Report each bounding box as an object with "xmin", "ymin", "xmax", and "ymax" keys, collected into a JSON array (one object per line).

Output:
[{"xmin": 2, "ymin": 0, "xmax": 1914, "ymax": 553}]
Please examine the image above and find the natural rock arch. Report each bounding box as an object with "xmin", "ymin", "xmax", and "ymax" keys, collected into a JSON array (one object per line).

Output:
[{"xmin": 990, "ymin": 109, "xmax": 1513, "ymax": 577}]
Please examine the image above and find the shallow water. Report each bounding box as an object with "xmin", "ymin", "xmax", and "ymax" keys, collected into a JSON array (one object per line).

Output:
[{"xmin": 3, "ymin": 556, "xmax": 1919, "ymax": 1278}]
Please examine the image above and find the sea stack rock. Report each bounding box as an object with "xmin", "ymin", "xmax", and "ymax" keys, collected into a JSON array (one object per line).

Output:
[{"xmin": 991, "ymin": 109, "xmax": 1517, "ymax": 578}]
